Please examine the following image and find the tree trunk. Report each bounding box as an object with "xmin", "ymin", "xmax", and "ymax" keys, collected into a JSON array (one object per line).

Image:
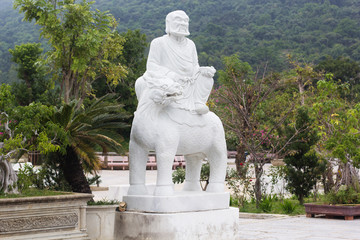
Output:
[
  {"xmin": 298, "ymin": 81, "xmax": 305, "ymax": 106},
  {"xmin": 336, "ymin": 161, "xmax": 360, "ymax": 190},
  {"xmin": 299, "ymin": 194, "xmax": 304, "ymax": 205},
  {"xmin": 322, "ymin": 160, "xmax": 335, "ymax": 194},
  {"xmin": 235, "ymin": 144, "xmax": 246, "ymax": 174},
  {"xmin": 254, "ymin": 162, "xmax": 264, "ymax": 208},
  {"xmin": 0, "ymin": 157, "xmax": 18, "ymax": 194},
  {"xmin": 61, "ymin": 146, "xmax": 92, "ymax": 194}
]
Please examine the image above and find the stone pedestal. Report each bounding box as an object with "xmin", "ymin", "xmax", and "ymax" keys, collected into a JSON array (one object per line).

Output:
[
  {"xmin": 123, "ymin": 191, "xmax": 230, "ymax": 213},
  {"xmin": 116, "ymin": 191, "xmax": 239, "ymax": 240},
  {"xmin": 115, "ymin": 207, "xmax": 240, "ymax": 240}
]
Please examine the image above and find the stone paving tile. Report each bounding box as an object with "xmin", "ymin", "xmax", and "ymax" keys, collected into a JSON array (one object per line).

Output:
[{"xmin": 237, "ymin": 216, "xmax": 360, "ymax": 240}]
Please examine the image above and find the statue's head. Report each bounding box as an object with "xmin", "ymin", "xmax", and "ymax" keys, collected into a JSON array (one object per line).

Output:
[{"xmin": 165, "ymin": 10, "xmax": 190, "ymax": 37}]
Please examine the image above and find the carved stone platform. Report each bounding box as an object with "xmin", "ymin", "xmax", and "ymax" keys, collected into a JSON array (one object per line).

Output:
[
  {"xmin": 123, "ymin": 191, "xmax": 230, "ymax": 213},
  {"xmin": 0, "ymin": 193, "xmax": 92, "ymax": 240},
  {"xmin": 115, "ymin": 207, "xmax": 240, "ymax": 240}
]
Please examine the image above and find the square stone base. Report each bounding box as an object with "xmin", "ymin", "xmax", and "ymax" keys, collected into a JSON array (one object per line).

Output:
[
  {"xmin": 123, "ymin": 191, "xmax": 230, "ymax": 213},
  {"xmin": 115, "ymin": 207, "xmax": 240, "ymax": 240}
]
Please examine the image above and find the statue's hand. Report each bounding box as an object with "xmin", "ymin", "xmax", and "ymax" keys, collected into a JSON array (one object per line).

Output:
[{"xmin": 199, "ymin": 66, "xmax": 216, "ymax": 78}]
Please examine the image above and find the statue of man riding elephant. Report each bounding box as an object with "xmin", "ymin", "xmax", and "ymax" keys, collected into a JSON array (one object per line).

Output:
[{"xmin": 128, "ymin": 10, "xmax": 228, "ymax": 196}]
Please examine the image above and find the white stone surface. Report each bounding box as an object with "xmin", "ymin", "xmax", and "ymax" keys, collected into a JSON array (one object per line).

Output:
[
  {"xmin": 0, "ymin": 193, "xmax": 92, "ymax": 240},
  {"xmin": 128, "ymin": 10, "xmax": 228, "ymax": 197},
  {"xmin": 114, "ymin": 207, "xmax": 240, "ymax": 240},
  {"xmin": 86, "ymin": 205, "xmax": 117, "ymax": 240},
  {"xmin": 108, "ymin": 184, "xmax": 156, "ymax": 201},
  {"xmin": 123, "ymin": 191, "xmax": 230, "ymax": 213}
]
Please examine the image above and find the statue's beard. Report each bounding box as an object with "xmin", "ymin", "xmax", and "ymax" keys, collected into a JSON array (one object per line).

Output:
[{"xmin": 170, "ymin": 27, "xmax": 190, "ymax": 36}]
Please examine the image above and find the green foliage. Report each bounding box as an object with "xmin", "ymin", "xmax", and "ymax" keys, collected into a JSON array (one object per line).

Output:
[
  {"xmin": 2, "ymin": 0, "xmax": 360, "ymax": 83},
  {"xmin": 87, "ymin": 199, "xmax": 120, "ymax": 205},
  {"xmin": 93, "ymin": 0, "xmax": 360, "ymax": 72},
  {"xmin": 267, "ymin": 166, "xmax": 287, "ymax": 199},
  {"xmin": 87, "ymin": 174, "xmax": 102, "ymax": 186},
  {"xmin": 259, "ymin": 195, "xmax": 274, "ymax": 213},
  {"xmin": 229, "ymin": 195, "xmax": 239, "ymax": 207},
  {"xmin": 280, "ymin": 199, "xmax": 297, "ymax": 214},
  {"xmin": 239, "ymin": 197, "xmax": 304, "ymax": 215},
  {"xmin": 51, "ymin": 95, "xmax": 130, "ymax": 166},
  {"xmin": 172, "ymin": 162, "xmax": 211, "ymax": 190},
  {"xmin": 44, "ymin": 95, "xmax": 130, "ymax": 193},
  {"xmin": 13, "ymin": 0, "xmax": 127, "ymax": 103},
  {"xmin": 0, "ymin": 84, "xmax": 15, "ymax": 112},
  {"xmin": 283, "ymin": 107, "xmax": 325, "ymax": 205},
  {"xmin": 315, "ymin": 56, "xmax": 360, "ymax": 102},
  {"xmin": 16, "ymin": 162, "xmax": 71, "ymax": 192},
  {"xmin": 326, "ymin": 185, "xmax": 360, "ymax": 205},
  {"xmin": 17, "ymin": 163, "xmax": 42, "ymax": 191},
  {"xmin": 8, "ymin": 102, "xmax": 59, "ymax": 153},
  {"xmin": 227, "ymin": 166, "xmax": 254, "ymax": 208},
  {"xmin": 9, "ymin": 43, "xmax": 55, "ymax": 105},
  {"xmin": 0, "ymin": 188, "xmax": 68, "ymax": 198},
  {"xmin": 172, "ymin": 167, "xmax": 186, "ymax": 184},
  {"xmin": 200, "ymin": 162, "xmax": 210, "ymax": 190}
]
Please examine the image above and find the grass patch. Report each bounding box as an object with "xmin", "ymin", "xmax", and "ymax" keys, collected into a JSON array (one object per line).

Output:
[
  {"xmin": 0, "ymin": 188, "xmax": 69, "ymax": 199},
  {"xmin": 236, "ymin": 198, "xmax": 305, "ymax": 215}
]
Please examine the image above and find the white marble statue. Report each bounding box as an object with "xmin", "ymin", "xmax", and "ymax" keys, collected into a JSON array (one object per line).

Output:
[{"xmin": 128, "ymin": 10, "xmax": 228, "ymax": 196}]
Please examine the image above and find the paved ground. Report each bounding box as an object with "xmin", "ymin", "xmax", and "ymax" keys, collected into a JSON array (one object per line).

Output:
[{"xmin": 91, "ymin": 169, "xmax": 360, "ymax": 240}]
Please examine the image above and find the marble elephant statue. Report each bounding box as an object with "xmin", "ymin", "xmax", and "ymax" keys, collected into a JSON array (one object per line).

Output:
[{"xmin": 127, "ymin": 77, "xmax": 228, "ymax": 196}]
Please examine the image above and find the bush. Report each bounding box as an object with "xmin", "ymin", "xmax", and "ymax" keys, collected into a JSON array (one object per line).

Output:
[
  {"xmin": 326, "ymin": 186, "xmax": 360, "ymax": 204},
  {"xmin": 17, "ymin": 163, "xmax": 43, "ymax": 191},
  {"xmin": 16, "ymin": 160, "xmax": 71, "ymax": 192},
  {"xmin": 172, "ymin": 162, "xmax": 211, "ymax": 190},
  {"xmin": 280, "ymin": 199, "xmax": 297, "ymax": 214},
  {"xmin": 172, "ymin": 167, "xmax": 186, "ymax": 184},
  {"xmin": 259, "ymin": 195, "xmax": 273, "ymax": 213},
  {"xmin": 230, "ymin": 195, "xmax": 239, "ymax": 207},
  {"xmin": 87, "ymin": 199, "xmax": 120, "ymax": 205}
]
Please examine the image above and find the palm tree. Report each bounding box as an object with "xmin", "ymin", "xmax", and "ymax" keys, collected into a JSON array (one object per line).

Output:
[{"xmin": 50, "ymin": 95, "xmax": 130, "ymax": 194}]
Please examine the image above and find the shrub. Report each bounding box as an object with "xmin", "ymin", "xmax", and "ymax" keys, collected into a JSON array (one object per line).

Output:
[
  {"xmin": 87, "ymin": 199, "xmax": 120, "ymax": 205},
  {"xmin": 17, "ymin": 163, "xmax": 42, "ymax": 191},
  {"xmin": 230, "ymin": 195, "xmax": 239, "ymax": 207},
  {"xmin": 326, "ymin": 185, "xmax": 360, "ymax": 204},
  {"xmin": 259, "ymin": 195, "xmax": 273, "ymax": 213},
  {"xmin": 172, "ymin": 167, "xmax": 186, "ymax": 184},
  {"xmin": 280, "ymin": 199, "xmax": 297, "ymax": 214},
  {"xmin": 172, "ymin": 162, "xmax": 211, "ymax": 190}
]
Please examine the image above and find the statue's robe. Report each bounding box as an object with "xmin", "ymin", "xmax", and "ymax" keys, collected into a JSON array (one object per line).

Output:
[{"xmin": 138, "ymin": 35, "xmax": 213, "ymax": 113}]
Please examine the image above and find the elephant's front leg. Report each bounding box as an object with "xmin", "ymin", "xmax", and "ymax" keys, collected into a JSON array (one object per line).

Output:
[
  {"xmin": 128, "ymin": 140, "xmax": 149, "ymax": 195},
  {"xmin": 154, "ymin": 151, "xmax": 176, "ymax": 196}
]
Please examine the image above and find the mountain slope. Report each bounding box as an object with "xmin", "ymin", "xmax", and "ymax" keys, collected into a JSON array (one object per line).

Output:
[{"xmin": 1, "ymin": 0, "xmax": 360, "ymax": 83}]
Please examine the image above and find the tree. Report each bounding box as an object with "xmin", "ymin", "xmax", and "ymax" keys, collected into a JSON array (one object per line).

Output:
[
  {"xmin": 211, "ymin": 54, "xmax": 300, "ymax": 206},
  {"xmin": 283, "ymin": 107, "xmax": 325, "ymax": 205},
  {"xmin": 9, "ymin": 43, "xmax": 52, "ymax": 105},
  {"xmin": 9, "ymin": 43, "xmax": 43, "ymax": 90},
  {"xmin": 47, "ymin": 95, "xmax": 130, "ymax": 193},
  {"xmin": 315, "ymin": 56, "xmax": 360, "ymax": 102},
  {"xmin": 92, "ymin": 29, "xmax": 147, "ymax": 113},
  {"xmin": 14, "ymin": 0, "xmax": 127, "ymax": 103},
  {"xmin": 0, "ymin": 86, "xmax": 59, "ymax": 193},
  {"xmin": 311, "ymin": 79, "xmax": 360, "ymax": 191}
]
